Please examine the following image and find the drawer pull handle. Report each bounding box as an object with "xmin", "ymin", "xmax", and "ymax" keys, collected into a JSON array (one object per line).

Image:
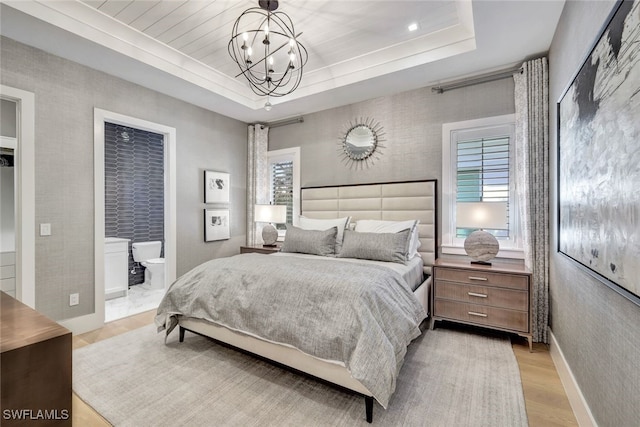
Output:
[
  {"xmin": 468, "ymin": 292, "xmax": 488, "ymax": 298},
  {"xmin": 468, "ymin": 276, "xmax": 488, "ymax": 281},
  {"xmin": 468, "ymin": 311, "xmax": 488, "ymax": 318}
]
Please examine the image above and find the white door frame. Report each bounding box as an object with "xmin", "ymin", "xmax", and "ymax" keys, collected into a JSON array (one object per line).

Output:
[
  {"xmin": 61, "ymin": 109, "xmax": 176, "ymax": 334},
  {"xmin": 0, "ymin": 85, "xmax": 35, "ymax": 308}
]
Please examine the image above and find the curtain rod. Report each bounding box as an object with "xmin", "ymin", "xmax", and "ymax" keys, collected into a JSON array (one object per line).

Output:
[
  {"xmin": 431, "ymin": 66, "xmax": 522, "ymax": 94},
  {"xmin": 254, "ymin": 116, "xmax": 304, "ymax": 129}
]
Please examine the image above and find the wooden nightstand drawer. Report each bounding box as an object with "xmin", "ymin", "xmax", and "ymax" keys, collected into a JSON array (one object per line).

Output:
[
  {"xmin": 434, "ymin": 281, "xmax": 529, "ymax": 311},
  {"xmin": 434, "ymin": 299, "xmax": 529, "ymax": 332},
  {"xmin": 435, "ymin": 268, "xmax": 528, "ymax": 291}
]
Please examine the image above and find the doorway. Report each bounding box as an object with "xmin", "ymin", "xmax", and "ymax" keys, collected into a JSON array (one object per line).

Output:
[
  {"xmin": 97, "ymin": 109, "xmax": 176, "ymax": 324},
  {"xmin": 0, "ymin": 85, "xmax": 35, "ymax": 308},
  {"xmin": 0, "ymin": 99, "xmax": 17, "ymax": 298},
  {"xmin": 103, "ymin": 122, "xmax": 167, "ymax": 321}
]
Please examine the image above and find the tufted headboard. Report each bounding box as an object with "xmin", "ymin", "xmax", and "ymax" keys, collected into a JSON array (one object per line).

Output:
[{"xmin": 301, "ymin": 180, "xmax": 437, "ymax": 275}]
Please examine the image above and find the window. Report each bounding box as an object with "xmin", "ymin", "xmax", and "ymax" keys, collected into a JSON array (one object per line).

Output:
[
  {"xmin": 442, "ymin": 115, "xmax": 522, "ymax": 258},
  {"xmin": 267, "ymin": 147, "xmax": 300, "ymax": 235},
  {"xmin": 456, "ymin": 135, "xmax": 510, "ymax": 239},
  {"xmin": 271, "ymin": 159, "xmax": 293, "ymax": 225}
]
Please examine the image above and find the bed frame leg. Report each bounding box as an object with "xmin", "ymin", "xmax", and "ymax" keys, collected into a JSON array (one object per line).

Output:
[
  {"xmin": 365, "ymin": 396, "xmax": 373, "ymax": 423},
  {"xmin": 179, "ymin": 326, "xmax": 185, "ymax": 343}
]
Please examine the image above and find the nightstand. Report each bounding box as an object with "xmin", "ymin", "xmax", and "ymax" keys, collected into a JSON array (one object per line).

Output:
[
  {"xmin": 240, "ymin": 244, "xmax": 281, "ymax": 254},
  {"xmin": 431, "ymin": 259, "xmax": 533, "ymax": 351}
]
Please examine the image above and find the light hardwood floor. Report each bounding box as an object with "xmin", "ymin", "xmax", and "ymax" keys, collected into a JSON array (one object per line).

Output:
[
  {"xmin": 512, "ymin": 339, "xmax": 579, "ymax": 426},
  {"xmin": 72, "ymin": 312, "xmax": 578, "ymax": 426}
]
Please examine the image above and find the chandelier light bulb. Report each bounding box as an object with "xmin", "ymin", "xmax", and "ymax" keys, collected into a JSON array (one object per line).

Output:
[
  {"xmin": 268, "ymin": 55, "xmax": 274, "ymax": 75},
  {"xmin": 265, "ymin": 100, "xmax": 272, "ymax": 111},
  {"xmin": 289, "ymin": 38, "xmax": 295, "ymax": 47},
  {"xmin": 264, "ymin": 24, "xmax": 269, "ymax": 36},
  {"xmin": 243, "ymin": 32, "xmax": 249, "ymax": 41}
]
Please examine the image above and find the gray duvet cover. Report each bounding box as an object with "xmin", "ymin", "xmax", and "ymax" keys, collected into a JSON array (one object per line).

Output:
[{"xmin": 155, "ymin": 253, "xmax": 426, "ymax": 407}]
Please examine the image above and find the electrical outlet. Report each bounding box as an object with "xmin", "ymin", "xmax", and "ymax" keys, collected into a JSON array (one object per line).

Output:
[{"xmin": 69, "ymin": 293, "xmax": 79, "ymax": 306}]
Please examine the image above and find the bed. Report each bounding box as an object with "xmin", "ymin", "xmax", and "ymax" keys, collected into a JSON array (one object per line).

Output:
[{"xmin": 155, "ymin": 180, "xmax": 437, "ymax": 423}]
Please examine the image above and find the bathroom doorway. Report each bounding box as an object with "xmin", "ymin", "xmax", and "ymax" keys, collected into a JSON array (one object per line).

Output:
[
  {"xmin": 103, "ymin": 122, "xmax": 167, "ymax": 321},
  {"xmin": 92, "ymin": 109, "xmax": 176, "ymax": 328}
]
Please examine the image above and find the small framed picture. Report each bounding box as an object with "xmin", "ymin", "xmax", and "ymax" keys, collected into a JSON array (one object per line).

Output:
[
  {"xmin": 204, "ymin": 170, "xmax": 230, "ymax": 204},
  {"xmin": 204, "ymin": 209, "xmax": 230, "ymax": 242}
]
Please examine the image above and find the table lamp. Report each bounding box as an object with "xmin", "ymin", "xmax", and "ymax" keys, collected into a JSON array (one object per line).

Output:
[
  {"xmin": 254, "ymin": 204, "xmax": 287, "ymax": 247},
  {"xmin": 456, "ymin": 202, "xmax": 508, "ymax": 265}
]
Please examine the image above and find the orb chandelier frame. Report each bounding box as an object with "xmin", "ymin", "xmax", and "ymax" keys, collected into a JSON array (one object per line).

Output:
[{"xmin": 228, "ymin": 0, "xmax": 309, "ymax": 98}]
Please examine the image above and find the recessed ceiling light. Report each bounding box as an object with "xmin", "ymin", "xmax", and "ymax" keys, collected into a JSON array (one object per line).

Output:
[{"xmin": 408, "ymin": 23, "xmax": 419, "ymax": 32}]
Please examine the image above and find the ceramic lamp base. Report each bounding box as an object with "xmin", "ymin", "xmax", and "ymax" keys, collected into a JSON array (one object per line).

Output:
[
  {"xmin": 463, "ymin": 230, "xmax": 499, "ymax": 263},
  {"xmin": 261, "ymin": 224, "xmax": 278, "ymax": 246}
]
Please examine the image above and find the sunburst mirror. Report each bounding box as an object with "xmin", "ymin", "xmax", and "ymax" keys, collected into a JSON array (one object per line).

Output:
[{"xmin": 338, "ymin": 118, "xmax": 385, "ymax": 169}]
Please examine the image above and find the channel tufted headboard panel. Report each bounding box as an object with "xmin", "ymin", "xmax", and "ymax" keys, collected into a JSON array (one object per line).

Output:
[{"xmin": 301, "ymin": 180, "xmax": 437, "ymax": 275}]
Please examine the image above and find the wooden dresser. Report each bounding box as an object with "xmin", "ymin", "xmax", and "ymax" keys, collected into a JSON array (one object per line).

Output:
[
  {"xmin": 431, "ymin": 259, "xmax": 532, "ymax": 350},
  {"xmin": 1, "ymin": 292, "xmax": 72, "ymax": 426}
]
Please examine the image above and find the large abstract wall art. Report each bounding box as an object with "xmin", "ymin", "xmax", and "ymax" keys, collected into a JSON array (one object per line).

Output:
[{"xmin": 558, "ymin": 0, "xmax": 640, "ymax": 303}]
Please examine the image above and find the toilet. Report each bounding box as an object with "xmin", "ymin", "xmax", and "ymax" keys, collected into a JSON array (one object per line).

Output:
[{"xmin": 131, "ymin": 241, "xmax": 165, "ymax": 290}]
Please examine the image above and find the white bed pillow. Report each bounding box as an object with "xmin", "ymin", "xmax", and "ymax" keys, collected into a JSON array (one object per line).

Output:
[
  {"xmin": 298, "ymin": 216, "xmax": 351, "ymax": 253},
  {"xmin": 354, "ymin": 219, "xmax": 421, "ymax": 259}
]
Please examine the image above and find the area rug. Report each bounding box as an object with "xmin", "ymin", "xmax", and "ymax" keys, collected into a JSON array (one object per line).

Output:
[{"xmin": 73, "ymin": 324, "xmax": 528, "ymax": 426}]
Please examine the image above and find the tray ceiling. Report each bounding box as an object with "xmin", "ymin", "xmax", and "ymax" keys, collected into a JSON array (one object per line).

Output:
[
  {"xmin": 0, "ymin": 1, "xmax": 565, "ymax": 122},
  {"xmin": 81, "ymin": 0, "xmax": 466, "ymax": 79}
]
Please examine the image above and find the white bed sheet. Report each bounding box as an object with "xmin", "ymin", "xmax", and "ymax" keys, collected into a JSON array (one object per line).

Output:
[{"xmin": 271, "ymin": 252, "xmax": 425, "ymax": 291}]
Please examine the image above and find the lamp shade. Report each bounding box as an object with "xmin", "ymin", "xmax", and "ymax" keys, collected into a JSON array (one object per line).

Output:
[
  {"xmin": 456, "ymin": 202, "xmax": 508, "ymax": 230},
  {"xmin": 254, "ymin": 204, "xmax": 287, "ymax": 224}
]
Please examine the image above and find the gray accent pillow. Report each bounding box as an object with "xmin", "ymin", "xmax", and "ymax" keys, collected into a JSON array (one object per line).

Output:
[
  {"xmin": 281, "ymin": 225, "xmax": 338, "ymax": 257},
  {"xmin": 338, "ymin": 229, "xmax": 412, "ymax": 264}
]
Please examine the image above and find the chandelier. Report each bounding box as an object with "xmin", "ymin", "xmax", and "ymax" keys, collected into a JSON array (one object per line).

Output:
[{"xmin": 228, "ymin": 0, "xmax": 308, "ymax": 100}]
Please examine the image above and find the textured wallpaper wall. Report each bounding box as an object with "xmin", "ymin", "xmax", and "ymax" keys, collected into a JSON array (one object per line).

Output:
[
  {"xmin": 0, "ymin": 36, "xmax": 247, "ymax": 321},
  {"xmin": 549, "ymin": 1, "xmax": 640, "ymax": 426},
  {"xmin": 269, "ymin": 76, "xmax": 516, "ymax": 250},
  {"xmin": 270, "ymin": 80, "xmax": 515, "ymax": 188}
]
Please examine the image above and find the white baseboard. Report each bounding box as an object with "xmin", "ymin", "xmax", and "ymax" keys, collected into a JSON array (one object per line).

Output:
[
  {"xmin": 58, "ymin": 311, "xmax": 104, "ymax": 335},
  {"xmin": 549, "ymin": 329, "xmax": 598, "ymax": 427}
]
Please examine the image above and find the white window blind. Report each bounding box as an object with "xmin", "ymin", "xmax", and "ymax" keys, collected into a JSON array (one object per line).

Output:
[
  {"xmin": 268, "ymin": 147, "xmax": 300, "ymax": 234},
  {"xmin": 270, "ymin": 159, "xmax": 293, "ymax": 230},
  {"xmin": 456, "ymin": 136, "xmax": 510, "ymax": 238}
]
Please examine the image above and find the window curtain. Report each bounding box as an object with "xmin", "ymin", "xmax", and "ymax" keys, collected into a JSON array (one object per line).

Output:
[
  {"xmin": 246, "ymin": 124, "xmax": 269, "ymax": 245},
  {"xmin": 514, "ymin": 57, "xmax": 549, "ymax": 344}
]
